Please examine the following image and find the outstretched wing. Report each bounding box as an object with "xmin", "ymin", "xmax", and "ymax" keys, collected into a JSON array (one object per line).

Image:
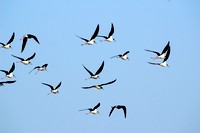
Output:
[
  {"xmin": 42, "ymin": 64, "xmax": 48, "ymax": 68},
  {"xmin": 42, "ymin": 83, "xmax": 54, "ymax": 90},
  {"xmin": 28, "ymin": 66, "xmax": 40, "ymax": 74},
  {"xmin": 148, "ymin": 62, "xmax": 160, "ymax": 65},
  {"xmin": 109, "ymin": 106, "xmax": 116, "ymax": 117},
  {"xmin": 55, "ymin": 82, "xmax": 62, "ymax": 90},
  {"xmin": 26, "ymin": 53, "xmax": 36, "ymax": 61},
  {"xmin": 99, "ymin": 79, "xmax": 117, "ymax": 87},
  {"xmin": 82, "ymin": 86, "xmax": 94, "ymax": 89},
  {"xmin": 97, "ymin": 35, "xmax": 108, "ymax": 39},
  {"xmin": 161, "ymin": 41, "xmax": 170, "ymax": 54},
  {"xmin": 95, "ymin": 61, "xmax": 104, "ymax": 75},
  {"xmin": 145, "ymin": 49, "xmax": 160, "ymax": 56},
  {"xmin": 9, "ymin": 63, "xmax": 15, "ymax": 73},
  {"xmin": 83, "ymin": 65, "xmax": 94, "ymax": 76},
  {"xmin": 90, "ymin": 24, "xmax": 99, "ymax": 40},
  {"xmin": 76, "ymin": 35, "xmax": 89, "ymax": 42},
  {"xmin": 21, "ymin": 37, "xmax": 28, "ymax": 53},
  {"xmin": 108, "ymin": 23, "xmax": 114, "ymax": 37},
  {"xmin": 120, "ymin": 106, "xmax": 127, "ymax": 118},
  {"xmin": 93, "ymin": 102, "xmax": 100, "ymax": 110},
  {"xmin": 28, "ymin": 34, "xmax": 40, "ymax": 44},
  {"xmin": 163, "ymin": 45, "xmax": 170, "ymax": 62},
  {"xmin": 0, "ymin": 70, "xmax": 9, "ymax": 75},
  {"xmin": 7, "ymin": 32, "xmax": 15, "ymax": 44},
  {"xmin": 123, "ymin": 51, "xmax": 130, "ymax": 56},
  {"xmin": 12, "ymin": 55, "xmax": 24, "ymax": 61}
]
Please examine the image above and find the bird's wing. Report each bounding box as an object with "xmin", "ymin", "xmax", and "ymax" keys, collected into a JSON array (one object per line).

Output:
[
  {"xmin": 90, "ymin": 24, "xmax": 99, "ymax": 40},
  {"xmin": 42, "ymin": 64, "xmax": 48, "ymax": 68},
  {"xmin": 97, "ymin": 35, "xmax": 108, "ymax": 39},
  {"xmin": 95, "ymin": 61, "xmax": 104, "ymax": 75},
  {"xmin": 123, "ymin": 51, "xmax": 130, "ymax": 56},
  {"xmin": 0, "ymin": 70, "xmax": 9, "ymax": 75},
  {"xmin": 9, "ymin": 63, "xmax": 15, "ymax": 73},
  {"xmin": 148, "ymin": 62, "xmax": 160, "ymax": 65},
  {"xmin": 0, "ymin": 42, "xmax": 5, "ymax": 46},
  {"xmin": 42, "ymin": 83, "xmax": 54, "ymax": 90},
  {"xmin": 1, "ymin": 80, "xmax": 16, "ymax": 84},
  {"xmin": 108, "ymin": 23, "xmax": 114, "ymax": 37},
  {"xmin": 7, "ymin": 32, "xmax": 15, "ymax": 44},
  {"xmin": 28, "ymin": 34, "xmax": 40, "ymax": 44},
  {"xmin": 145, "ymin": 49, "xmax": 160, "ymax": 56},
  {"xmin": 110, "ymin": 55, "xmax": 119, "ymax": 58},
  {"xmin": 93, "ymin": 102, "xmax": 100, "ymax": 110},
  {"xmin": 121, "ymin": 106, "xmax": 127, "ymax": 118},
  {"xmin": 11, "ymin": 55, "xmax": 24, "ymax": 61},
  {"xmin": 82, "ymin": 86, "xmax": 94, "ymax": 89},
  {"xmin": 79, "ymin": 108, "xmax": 90, "ymax": 111},
  {"xmin": 28, "ymin": 66, "xmax": 40, "ymax": 74},
  {"xmin": 55, "ymin": 82, "xmax": 62, "ymax": 90},
  {"xmin": 83, "ymin": 65, "xmax": 94, "ymax": 76},
  {"xmin": 163, "ymin": 45, "xmax": 170, "ymax": 62},
  {"xmin": 76, "ymin": 35, "xmax": 89, "ymax": 42},
  {"xmin": 161, "ymin": 41, "xmax": 170, "ymax": 54},
  {"xmin": 21, "ymin": 37, "xmax": 28, "ymax": 53},
  {"xmin": 26, "ymin": 53, "xmax": 36, "ymax": 61},
  {"xmin": 99, "ymin": 79, "xmax": 117, "ymax": 87},
  {"xmin": 109, "ymin": 106, "xmax": 116, "ymax": 117}
]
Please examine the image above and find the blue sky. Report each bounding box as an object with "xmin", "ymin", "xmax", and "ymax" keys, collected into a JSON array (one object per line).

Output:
[{"xmin": 1, "ymin": 0, "xmax": 200, "ymax": 133}]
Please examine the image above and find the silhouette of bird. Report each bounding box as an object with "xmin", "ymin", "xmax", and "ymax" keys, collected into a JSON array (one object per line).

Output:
[
  {"xmin": 83, "ymin": 61, "xmax": 104, "ymax": 80},
  {"xmin": 111, "ymin": 51, "xmax": 130, "ymax": 60},
  {"xmin": 145, "ymin": 41, "xmax": 170, "ymax": 60},
  {"xmin": 76, "ymin": 24, "xmax": 99, "ymax": 46},
  {"xmin": 42, "ymin": 82, "xmax": 62, "ymax": 95},
  {"xmin": 12, "ymin": 53, "xmax": 36, "ymax": 65},
  {"xmin": 20, "ymin": 34, "xmax": 40, "ymax": 52},
  {"xmin": 0, "ymin": 80, "xmax": 16, "ymax": 86},
  {"xmin": 82, "ymin": 79, "xmax": 117, "ymax": 90},
  {"xmin": 98, "ymin": 23, "xmax": 115, "ymax": 42},
  {"xmin": 79, "ymin": 102, "xmax": 100, "ymax": 115},
  {"xmin": 0, "ymin": 32, "xmax": 15, "ymax": 49},
  {"xmin": 0, "ymin": 63, "xmax": 15, "ymax": 79},
  {"xmin": 148, "ymin": 44, "xmax": 171, "ymax": 67},
  {"xmin": 29, "ymin": 64, "xmax": 48, "ymax": 75},
  {"xmin": 109, "ymin": 105, "xmax": 127, "ymax": 118}
]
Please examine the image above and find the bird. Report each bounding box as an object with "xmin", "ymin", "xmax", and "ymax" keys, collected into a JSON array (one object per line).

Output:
[
  {"xmin": 0, "ymin": 63, "xmax": 15, "ymax": 79},
  {"xmin": 0, "ymin": 32, "xmax": 15, "ymax": 49},
  {"xmin": 145, "ymin": 41, "xmax": 170, "ymax": 60},
  {"xmin": 42, "ymin": 82, "xmax": 62, "ymax": 95},
  {"xmin": 29, "ymin": 64, "xmax": 48, "ymax": 75},
  {"xmin": 12, "ymin": 53, "xmax": 36, "ymax": 65},
  {"xmin": 0, "ymin": 80, "xmax": 16, "ymax": 86},
  {"xmin": 98, "ymin": 23, "xmax": 115, "ymax": 42},
  {"xmin": 111, "ymin": 51, "xmax": 130, "ymax": 60},
  {"xmin": 20, "ymin": 34, "xmax": 40, "ymax": 52},
  {"xmin": 79, "ymin": 102, "xmax": 100, "ymax": 115},
  {"xmin": 82, "ymin": 79, "xmax": 117, "ymax": 90},
  {"xmin": 76, "ymin": 24, "xmax": 99, "ymax": 46},
  {"xmin": 109, "ymin": 105, "xmax": 127, "ymax": 118},
  {"xmin": 83, "ymin": 61, "xmax": 104, "ymax": 80},
  {"xmin": 148, "ymin": 44, "xmax": 171, "ymax": 67}
]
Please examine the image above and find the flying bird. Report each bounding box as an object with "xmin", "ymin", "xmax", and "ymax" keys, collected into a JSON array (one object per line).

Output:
[
  {"xmin": 0, "ymin": 80, "xmax": 16, "ymax": 86},
  {"xmin": 145, "ymin": 41, "xmax": 170, "ymax": 60},
  {"xmin": 83, "ymin": 61, "xmax": 104, "ymax": 80},
  {"xmin": 20, "ymin": 34, "xmax": 40, "ymax": 52},
  {"xmin": 12, "ymin": 53, "xmax": 36, "ymax": 65},
  {"xmin": 79, "ymin": 102, "xmax": 100, "ymax": 115},
  {"xmin": 98, "ymin": 23, "xmax": 115, "ymax": 42},
  {"xmin": 0, "ymin": 32, "xmax": 15, "ymax": 49},
  {"xmin": 42, "ymin": 82, "xmax": 62, "ymax": 95},
  {"xmin": 111, "ymin": 51, "xmax": 130, "ymax": 60},
  {"xmin": 82, "ymin": 79, "xmax": 117, "ymax": 90},
  {"xmin": 29, "ymin": 64, "xmax": 48, "ymax": 75},
  {"xmin": 76, "ymin": 24, "xmax": 99, "ymax": 46},
  {"xmin": 0, "ymin": 63, "xmax": 15, "ymax": 79},
  {"xmin": 109, "ymin": 105, "xmax": 127, "ymax": 118},
  {"xmin": 148, "ymin": 44, "xmax": 171, "ymax": 67}
]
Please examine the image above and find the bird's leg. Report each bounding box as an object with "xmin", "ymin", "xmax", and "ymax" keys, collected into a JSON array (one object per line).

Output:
[
  {"xmin": 85, "ymin": 77, "xmax": 91, "ymax": 80},
  {"xmin": 81, "ymin": 43, "xmax": 88, "ymax": 46}
]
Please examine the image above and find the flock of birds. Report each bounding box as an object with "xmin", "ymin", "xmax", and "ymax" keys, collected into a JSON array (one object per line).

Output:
[{"xmin": 1, "ymin": 23, "xmax": 171, "ymax": 119}]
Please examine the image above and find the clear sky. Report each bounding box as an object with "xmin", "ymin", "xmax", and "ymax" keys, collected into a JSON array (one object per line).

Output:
[{"xmin": 1, "ymin": 0, "xmax": 200, "ymax": 133}]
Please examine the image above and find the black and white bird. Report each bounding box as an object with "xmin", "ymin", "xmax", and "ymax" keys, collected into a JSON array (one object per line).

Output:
[
  {"xmin": 20, "ymin": 34, "xmax": 40, "ymax": 52},
  {"xmin": 79, "ymin": 102, "xmax": 100, "ymax": 115},
  {"xmin": 0, "ymin": 80, "xmax": 16, "ymax": 86},
  {"xmin": 82, "ymin": 79, "xmax": 117, "ymax": 90},
  {"xmin": 145, "ymin": 41, "xmax": 170, "ymax": 60},
  {"xmin": 76, "ymin": 24, "xmax": 99, "ymax": 46},
  {"xmin": 109, "ymin": 105, "xmax": 127, "ymax": 118},
  {"xmin": 12, "ymin": 53, "xmax": 36, "ymax": 65},
  {"xmin": 83, "ymin": 61, "xmax": 104, "ymax": 80},
  {"xmin": 0, "ymin": 63, "xmax": 15, "ymax": 79},
  {"xmin": 98, "ymin": 23, "xmax": 115, "ymax": 42},
  {"xmin": 42, "ymin": 82, "xmax": 62, "ymax": 95},
  {"xmin": 148, "ymin": 44, "xmax": 171, "ymax": 67},
  {"xmin": 0, "ymin": 32, "xmax": 15, "ymax": 49},
  {"xmin": 29, "ymin": 64, "xmax": 48, "ymax": 75},
  {"xmin": 111, "ymin": 51, "xmax": 130, "ymax": 60}
]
